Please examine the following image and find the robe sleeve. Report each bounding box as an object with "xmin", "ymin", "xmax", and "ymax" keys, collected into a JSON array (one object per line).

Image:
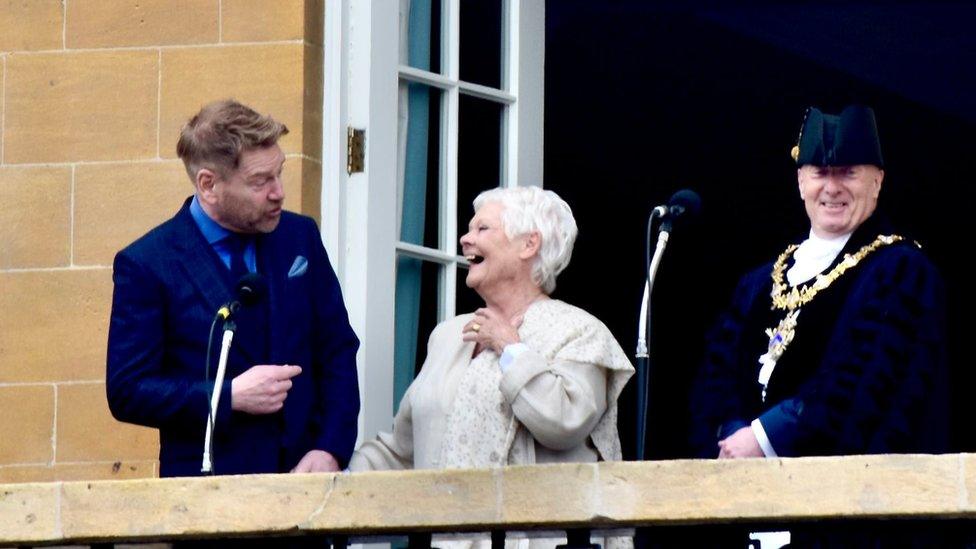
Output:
[
  {"xmin": 690, "ymin": 268, "xmax": 769, "ymax": 457},
  {"xmin": 499, "ymin": 346, "xmax": 608, "ymax": 451}
]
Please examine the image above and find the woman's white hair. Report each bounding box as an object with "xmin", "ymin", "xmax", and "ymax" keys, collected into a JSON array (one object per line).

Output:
[{"xmin": 473, "ymin": 186, "xmax": 578, "ymax": 295}]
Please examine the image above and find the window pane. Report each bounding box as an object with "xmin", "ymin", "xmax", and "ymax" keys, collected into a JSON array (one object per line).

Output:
[
  {"xmin": 402, "ymin": 0, "xmax": 442, "ymax": 74},
  {"xmin": 393, "ymin": 256, "xmax": 443, "ymax": 407},
  {"xmin": 459, "ymin": 0, "xmax": 502, "ymax": 88},
  {"xmin": 397, "ymin": 82, "xmax": 442, "ymax": 249},
  {"xmin": 457, "ymin": 95, "xmax": 503, "ymax": 240},
  {"xmin": 456, "ymin": 265, "xmax": 482, "ymax": 315}
]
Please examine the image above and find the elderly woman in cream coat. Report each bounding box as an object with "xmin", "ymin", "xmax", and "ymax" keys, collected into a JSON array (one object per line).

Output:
[{"xmin": 350, "ymin": 187, "xmax": 634, "ymax": 546}]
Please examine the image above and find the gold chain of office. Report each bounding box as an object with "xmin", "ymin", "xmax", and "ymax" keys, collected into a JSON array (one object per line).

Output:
[{"xmin": 769, "ymin": 234, "xmax": 905, "ymax": 311}]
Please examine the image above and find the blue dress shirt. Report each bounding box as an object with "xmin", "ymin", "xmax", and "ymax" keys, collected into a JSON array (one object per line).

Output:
[{"xmin": 189, "ymin": 196, "xmax": 257, "ymax": 273}]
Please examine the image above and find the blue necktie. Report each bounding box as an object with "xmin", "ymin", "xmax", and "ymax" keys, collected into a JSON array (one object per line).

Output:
[{"xmin": 226, "ymin": 235, "xmax": 251, "ymax": 282}]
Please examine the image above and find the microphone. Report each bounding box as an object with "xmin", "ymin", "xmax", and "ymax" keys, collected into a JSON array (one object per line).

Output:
[
  {"xmin": 235, "ymin": 272, "xmax": 267, "ymax": 307},
  {"xmin": 635, "ymin": 188, "xmax": 702, "ymax": 460},
  {"xmin": 216, "ymin": 273, "xmax": 267, "ymax": 320},
  {"xmin": 657, "ymin": 189, "xmax": 702, "ymax": 232},
  {"xmin": 202, "ymin": 272, "xmax": 266, "ymax": 474}
]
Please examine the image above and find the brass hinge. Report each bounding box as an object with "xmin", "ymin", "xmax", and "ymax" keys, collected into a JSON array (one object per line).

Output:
[{"xmin": 347, "ymin": 127, "xmax": 365, "ymax": 174}]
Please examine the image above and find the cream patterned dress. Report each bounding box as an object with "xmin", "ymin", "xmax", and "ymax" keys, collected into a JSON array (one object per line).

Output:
[{"xmin": 350, "ymin": 299, "xmax": 635, "ymax": 549}]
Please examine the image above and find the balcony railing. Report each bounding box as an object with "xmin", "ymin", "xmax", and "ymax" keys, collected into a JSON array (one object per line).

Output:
[{"xmin": 2, "ymin": 454, "xmax": 975, "ymax": 546}]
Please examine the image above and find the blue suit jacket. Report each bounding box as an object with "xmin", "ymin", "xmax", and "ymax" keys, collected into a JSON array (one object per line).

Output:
[{"xmin": 107, "ymin": 198, "xmax": 360, "ymax": 477}]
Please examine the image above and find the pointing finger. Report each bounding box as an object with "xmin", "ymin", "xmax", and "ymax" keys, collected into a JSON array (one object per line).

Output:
[{"xmin": 275, "ymin": 365, "xmax": 303, "ymax": 380}]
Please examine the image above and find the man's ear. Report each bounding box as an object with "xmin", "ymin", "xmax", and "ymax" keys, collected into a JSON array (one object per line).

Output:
[
  {"xmin": 797, "ymin": 168, "xmax": 805, "ymax": 199},
  {"xmin": 196, "ymin": 168, "xmax": 218, "ymax": 203},
  {"xmin": 874, "ymin": 169, "xmax": 885, "ymax": 199},
  {"xmin": 519, "ymin": 231, "xmax": 541, "ymax": 260}
]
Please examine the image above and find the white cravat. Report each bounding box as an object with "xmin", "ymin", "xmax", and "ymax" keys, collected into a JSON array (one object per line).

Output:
[{"xmin": 786, "ymin": 230, "xmax": 851, "ymax": 286}]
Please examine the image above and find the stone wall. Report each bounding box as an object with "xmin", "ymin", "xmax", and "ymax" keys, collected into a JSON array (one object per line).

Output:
[{"xmin": 0, "ymin": 0, "xmax": 324, "ymax": 482}]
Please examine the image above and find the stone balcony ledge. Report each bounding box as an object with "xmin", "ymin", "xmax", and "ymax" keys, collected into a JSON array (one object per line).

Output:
[{"xmin": 2, "ymin": 454, "xmax": 974, "ymax": 546}]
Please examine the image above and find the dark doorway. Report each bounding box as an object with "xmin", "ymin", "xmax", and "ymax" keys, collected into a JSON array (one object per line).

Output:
[{"xmin": 544, "ymin": 1, "xmax": 976, "ymax": 460}]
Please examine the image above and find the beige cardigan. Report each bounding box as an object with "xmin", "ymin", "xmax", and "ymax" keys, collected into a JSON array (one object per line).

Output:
[{"xmin": 350, "ymin": 299, "xmax": 634, "ymax": 471}]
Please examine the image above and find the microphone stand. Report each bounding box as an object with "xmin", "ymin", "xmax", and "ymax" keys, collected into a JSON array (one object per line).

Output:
[
  {"xmin": 635, "ymin": 209, "xmax": 671, "ymax": 460},
  {"xmin": 201, "ymin": 319, "xmax": 236, "ymax": 474}
]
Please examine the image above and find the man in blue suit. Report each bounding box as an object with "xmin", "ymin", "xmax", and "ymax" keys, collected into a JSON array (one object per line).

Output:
[{"xmin": 107, "ymin": 99, "xmax": 360, "ymax": 477}]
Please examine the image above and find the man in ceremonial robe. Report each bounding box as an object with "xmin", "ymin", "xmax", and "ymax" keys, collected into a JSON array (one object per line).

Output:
[{"xmin": 692, "ymin": 105, "xmax": 947, "ymax": 461}]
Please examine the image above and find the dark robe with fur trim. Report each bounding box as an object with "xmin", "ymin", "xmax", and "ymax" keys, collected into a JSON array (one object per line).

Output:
[{"xmin": 691, "ymin": 214, "xmax": 948, "ymax": 458}]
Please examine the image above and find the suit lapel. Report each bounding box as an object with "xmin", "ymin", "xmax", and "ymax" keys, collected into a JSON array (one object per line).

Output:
[
  {"xmin": 258, "ymin": 227, "xmax": 288, "ymax": 364},
  {"xmin": 170, "ymin": 199, "xmax": 266, "ymax": 365},
  {"xmin": 170, "ymin": 200, "xmax": 231, "ymax": 316}
]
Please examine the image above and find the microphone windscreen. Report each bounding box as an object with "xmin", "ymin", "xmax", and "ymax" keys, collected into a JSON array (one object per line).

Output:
[
  {"xmin": 668, "ymin": 189, "xmax": 702, "ymax": 219},
  {"xmin": 236, "ymin": 273, "xmax": 267, "ymax": 307}
]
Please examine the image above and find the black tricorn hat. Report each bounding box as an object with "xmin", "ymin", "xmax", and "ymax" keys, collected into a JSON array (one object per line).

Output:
[{"xmin": 791, "ymin": 105, "xmax": 884, "ymax": 168}]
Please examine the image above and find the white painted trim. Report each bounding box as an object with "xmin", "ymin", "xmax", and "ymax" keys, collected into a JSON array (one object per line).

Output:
[
  {"xmin": 501, "ymin": 0, "xmax": 517, "ymax": 187},
  {"xmin": 322, "ymin": 0, "xmax": 348, "ymax": 264},
  {"xmin": 398, "ymin": 65, "xmax": 455, "ymax": 90},
  {"xmin": 341, "ymin": 0, "xmax": 399, "ymax": 442},
  {"xmin": 398, "ymin": 65, "xmax": 517, "ymax": 104},
  {"xmin": 440, "ymin": 0, "xmax": 461, "ymax": 322},
  {"xmin": 514, "ymin": 0, "xmax": 544, "ymax": 187},
  {"xmin": 396, "ymin": 241, "xmax": 468, "ymax": 265},
  {"xmin": 458, "ymin": 80, "xmax": 516, "ymax": 103}
]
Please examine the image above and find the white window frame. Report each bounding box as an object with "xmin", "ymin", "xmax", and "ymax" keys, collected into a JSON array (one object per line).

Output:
[{"xmin": 322, "ymin": 0, "xmax": 544, "ymax": 443}]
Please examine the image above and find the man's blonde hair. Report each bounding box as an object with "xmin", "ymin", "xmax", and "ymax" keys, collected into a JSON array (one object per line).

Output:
[{"xmin": 176, "ymin": 99, "xmax": 289, "ymax": 181}]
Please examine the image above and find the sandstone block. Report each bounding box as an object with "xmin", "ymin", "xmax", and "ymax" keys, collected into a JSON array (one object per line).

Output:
[
  {"xmin": 66, "ymin": 0, "xmax": 218, "ymax": 48},
  {"xmin": 0, "ymin": 460, "xmax": 156, "ymax": 483},
  {"xmin": 304, "ymin": 0, "xmax": 325, "ymax": 46},
  {"xmin": 0, "ymin": 166, "xmax": 71, "ymax": 269},
  {"xmin": 56, "ymin": 383, "xmax": 159, "ymax": 462},
  {"xmin": 500, "ymin": 463, "xmax": 597, "ymax": 525},
  {"xmin": 1, "ymin": 55, "xmax": 4, "ymax": 160},
  {"xmin": 4, "ymin": 51, "xmax": 157, "ymax": 163},
  {"xmin": 222, "ymin": 0, "xmax": 304, "ymax": 42},
  {"xmin": 0, "ymin": 0, "xmax": 62, "ymax": 52},
  {"xmin": 282, "ymin": 155, "xmax": 304, "ymax": 215},
  {"xmin": 74, "ymin": 161, "xmax": 192, "ymax": 266},
  {"xmin": 303, "ymin": 43, "xmax": 324, "ymax": 160},
  {"xmin": 60, "ymin": 473, "xmax": 331, "ymax": 541},
  {"xmin": 300, "ymin": 157, "xmax": 322, "ymax": 221},
  {"xmin": 327, "ymin": 468, "xmax": 498, "ymax": 531},
  {"xmin": 0, "ymin": 482, "xmax": 59, "ymax": 544},
  {"xmin": 0, "ymin": 269, "xmax": 112, "ymax": 382},
  {"xmin": 0, "ymin": 385, "xmax": 54, "ymax": 464},
  {"xmin": 159, "ymin": 44, "xmax": 304, "ymax": 157}
]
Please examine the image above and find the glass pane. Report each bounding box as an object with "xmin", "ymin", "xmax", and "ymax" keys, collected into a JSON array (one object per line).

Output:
[
  {"xmin": 459, "ymin": 0, "xmax": 502, "ymax": 88},
  {"xmin": 393, "ymin": 256, "xmax": 442, "ymax": 408},
  {"xmin": 457, "ymin": 95, "xmax": 503, "ymax": 243},
  {"xmin": 397, "ymin": 82, "xmax": 442, "ymax": 249},
  {"xmin": 456, "ymin": 265, "xmax": 483, "ymax": 315},
  {"xmin": 402, "ymin": 0, "xmax": 442, "ymax": 74}
]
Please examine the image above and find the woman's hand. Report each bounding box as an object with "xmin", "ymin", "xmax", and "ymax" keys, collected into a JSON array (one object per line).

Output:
[{"xmin": 462, "ymin": 308, "xmax": 523, "ymax": 354}]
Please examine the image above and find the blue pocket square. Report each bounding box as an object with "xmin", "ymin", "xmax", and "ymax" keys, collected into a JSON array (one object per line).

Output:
[{"xmin": 288, "ymin": 255, "xmax": 308, "ymax": 278}]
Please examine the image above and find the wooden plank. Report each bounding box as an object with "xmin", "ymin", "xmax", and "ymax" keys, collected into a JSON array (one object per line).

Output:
[{"xmin": 2, "ymin": 454, "xmax": 975, "ymax": 546}]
